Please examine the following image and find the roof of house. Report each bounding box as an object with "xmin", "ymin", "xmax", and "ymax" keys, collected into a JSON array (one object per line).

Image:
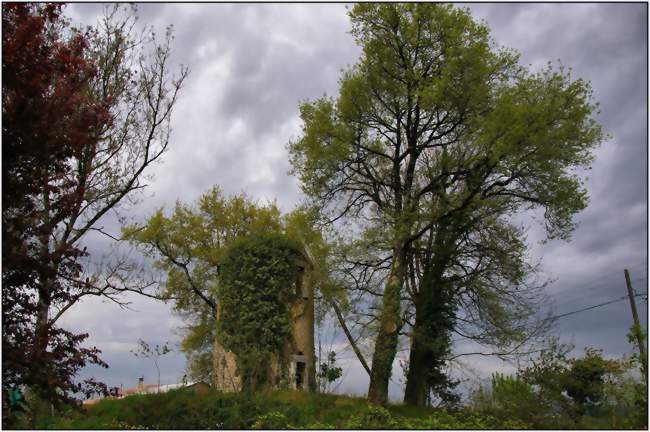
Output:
[
  {"xmin": 82, "ymin": 380, "xmax": 207, "ymax": 404},
  {"xmin": 122, "ymin": 383, "xmax": 158, "ymax": 396}
]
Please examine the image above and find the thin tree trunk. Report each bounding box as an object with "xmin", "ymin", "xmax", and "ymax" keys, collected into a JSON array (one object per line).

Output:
[
  {"xmin": 330, "ymin": 299, "xmax": 371, "ymax": 375},
  {"xmin": 33, "ymin": 184, "xmax": 55, "ymax": 398},
  {"xmin": 34, "ymin": 287, "xmax": 51, "ymax": 365}
]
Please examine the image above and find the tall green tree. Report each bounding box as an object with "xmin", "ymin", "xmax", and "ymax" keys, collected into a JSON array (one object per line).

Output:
[
  {"xmin": 403, "ymin": 198, "xmax": 546, "ymax": 406},
  {"xmin": 289, "ymin": 3, "xmax": 602, "ymax": 405},
  {"xmin": 124, "ymin": 187, "xmax": 284, "ymax": 382},
  {"xmin": 124, "ymin": 187, "xmax": 331, "ymax": 384}
]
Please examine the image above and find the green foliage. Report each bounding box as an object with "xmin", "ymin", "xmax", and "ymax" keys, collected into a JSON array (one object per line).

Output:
[
  {"xmin": 125, "ymin": 188, "xmax": 334, "ymax": 384},
  {"xmin": 404, "ymin": 259, "xmax": 460, "ymax": 406},
  {"xmin": 492, "ymin": 373, "xmax": 535, "ymax": 402},
  {"xmin": 471, "ymin": 345, "xmax": 648, "ymax": 429},
  {"xmin": 124, "ymin": 186, "xmax": 286, "ymax": 381},
  {"xmin": 218, "ymin": 233, "xmax": 303, "ymax": 391},
  {"xmin": 283, "ymin": 206, "xmax": 342, "ymax": 312},
  {"xmin": 180, "ymin": 316, "xmax": 216, "ymax": 383},
  {"xmin": 45, "ymin": 389, "xmax": 526, "ymax": 430},
  {"xmin": 252, "ymin": 411, "xmax": 291, "ymax": 429},
  {"xmin": 317, "ymin": 351, "xmax": 343, "ymax": 393},
  {"xmin": 343, "ymin": 406, "xmax": 397, "ymax": 429},
  {"xmin": 396, "ymin": 411, "xmax": 510, "ymax": 430},
  {"xmin": 563, "ymin": 348, "xmax": 616, "ymax": 412},
  {"xmin": 288, "ymin": 2, "xmax": 603, "ymax": 405},
  {"xmin": 15, "ymin": 388, "xmax": 54, "ymax": 429},
  {"xmin": 123, "ymin": 186, "xmax": 285, "ymax": 306},
  {"xmin": 290, "ymin": 3, "xmax": 603, "ymax": 242},
  {"xmin": 471, "ymin": 373, "xmax": 542, "ymax": 427},
  {"xmin": 626, "ymin": 323, "xmax": 648, "ymax": 378}
]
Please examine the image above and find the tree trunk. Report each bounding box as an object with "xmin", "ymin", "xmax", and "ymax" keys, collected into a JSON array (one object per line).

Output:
[
  {"xmin": 403, "ymin": 299, "xmax": 429, "ymax": 406},
  {"xmin": 34, "ymin": 183, "xmax": 55, "ymax": 399},
  {"xmin": 34, "ymin": 291, "xmax": 50, "ymax": 362},
  {"xmin": 404, "ymin": 228, "xmax": 455, "ymax": 406},
  {"xmin": 33, "ymin": 271, "xmax": 54, "ymax": 398},
  {"xmin": 367, "ymin": 248, "xmax": 406, "ymax": 405}
]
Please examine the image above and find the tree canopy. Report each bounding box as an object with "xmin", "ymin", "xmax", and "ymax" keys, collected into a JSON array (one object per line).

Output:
[
  {"xmin": 289, "ymin": 3, "xmax": 603, "ymax": 405},
  {"xmin": 124, "ymin": 187, "xmax": 284, "ymax": 381},
  {"xmin": 2, "ymin": 2, "xmax": 187, "ymax": 416},
  {"xmin": 124, "ymin": 186, "xmax": 330, "ymax": 383},
  {"xmin": 3, "ymin": 2, "xmax": 113, "ymax": 407}
]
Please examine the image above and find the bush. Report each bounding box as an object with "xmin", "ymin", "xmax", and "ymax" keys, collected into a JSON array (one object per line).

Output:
[
  {"xmin": 471, "ymin": 373, "xmax": 544, "ymax": 427},
  {"xmin": 42, "ymin": 383, "xmax": 646, "ymax": 430},
  {"xmin": 470, "ymin": 347, "xmax": 648, "ymax": 430},
  {"xmin": 344, "ymin": 406, "xmax": 398, "ymax": 429},
  {"xmin": 252, "ymin": 411, "xmax": 291, "ymax": 429}
]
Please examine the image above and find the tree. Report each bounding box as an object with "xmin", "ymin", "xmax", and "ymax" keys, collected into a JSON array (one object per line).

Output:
[
  {"xmin": 124, "ymin": 187, "xmax": 284, "ymax": 383},
  {"xmin": 317, "ymin": 351, "xmax": 343, "ymax": 393},
  {"xmin": 2, "ymin": 2, "xmax": 187, "ymax": 408},
  {"xmin": 2, "ymin": 3, "xmax": 111, "ymax": 409},
  {"xmin": 289, "ymin": 3, "xmax": 602, "ymax": 405},
  {"xmin": 472, "ymin": 346, "xmax": 647, "ymax": 429},
  {"xmin": 403, "ymin": 249, "xmax": 459, "ymax": 407},
  {"xmin": 131, "ymin": 339, "xmax": 172, "ymax": 392},
  {"xmin": 125, "ymin": 187, "xmax": 332, "ymax": 386},
  {"xmin": 515, "ymin": 344, "xmax": 637, "ymax": 427},
  {"xmin": 402, "ymin": 196, "xmax": 553, "ymax": 406}
]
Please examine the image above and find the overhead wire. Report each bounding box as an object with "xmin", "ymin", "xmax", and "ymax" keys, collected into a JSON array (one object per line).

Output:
[
  {"xmin": 332, "ymin": 269, "xmax": 649, "ymax": 375},
  {"xmin": 550, "ymin": 293, "xmax": 646, "ymax": 321},
  {"xmin": 548, "ymin": 273, "xmax": 630, "ymax": 304},
  {"xmin": 549, "ymin": 276, "xmax": 647, "ymax": 307},
  {"xmin": 447, "ymin": 292, "xmax": 646, "ymax": 366}
]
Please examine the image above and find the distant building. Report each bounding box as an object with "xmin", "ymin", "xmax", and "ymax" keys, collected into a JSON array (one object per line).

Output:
[
  {"xmin": 212, "ymin": 250, "xmax": 316, "ymax": 392},
  {"xmin": 185, "ymin": 381, "xmax": 211, "ymax": 395},
  {"xmin": 82, "ymin": 378, "xmax": 209, "ymax": 406},
  {"xmin": 122, "ymin": 376, "xmax": 157, "ymax": 396}
]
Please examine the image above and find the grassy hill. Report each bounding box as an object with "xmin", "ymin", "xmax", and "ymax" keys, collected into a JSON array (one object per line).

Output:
[{"xmin": 40, "ymin": 389, "xmax": 524, "ymax": 430}]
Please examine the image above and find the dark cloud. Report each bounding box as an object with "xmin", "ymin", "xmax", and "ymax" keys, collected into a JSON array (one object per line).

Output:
[
  {"xmin": 57, "ymin": 3, "xmax": 647, "ymax": 401},
  {"xmin": 58, "ymin": 293, "xmax": 188, "ymax": 389},
  {"xmin": 467, "ymin": 2, "xmax": 647, "ymax": 360}
]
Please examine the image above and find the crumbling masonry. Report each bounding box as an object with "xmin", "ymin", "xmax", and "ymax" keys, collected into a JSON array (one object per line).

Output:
[{"xmin": 212, "ymin": 251, "xmax": 316, "ymax": 392}]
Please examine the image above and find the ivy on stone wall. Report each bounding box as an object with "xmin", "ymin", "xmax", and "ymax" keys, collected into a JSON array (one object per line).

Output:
[{"xmin": 217, "ymin": 233, "xmax": 303, "ymax": 392}]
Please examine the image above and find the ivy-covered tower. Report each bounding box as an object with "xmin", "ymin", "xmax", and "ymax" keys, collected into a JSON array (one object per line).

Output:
[{"xmin": 212, "ymin": 250, "xmax": 316, "ymax": 392}]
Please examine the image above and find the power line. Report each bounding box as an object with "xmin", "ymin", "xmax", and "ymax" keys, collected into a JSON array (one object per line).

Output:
[
  {"xmin": 551, "ymin": 293, "xmax": 646, "ymax": 321},
  {"xmin": 552, "ymin": 276, "xmax": 648, "ymax": 306}
]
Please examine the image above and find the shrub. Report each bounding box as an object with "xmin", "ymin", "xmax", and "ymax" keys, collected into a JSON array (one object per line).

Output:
[
  {"xmin": 252, "ymin": 411, "xmax": 291, "ymax": 429},
  {"xmin": 344, "ymin": 406, "xmax": 398, "ymax": 429},
  {"xmin": 41, "ymin": 383, "xmax": 647, "ymax": 430}
]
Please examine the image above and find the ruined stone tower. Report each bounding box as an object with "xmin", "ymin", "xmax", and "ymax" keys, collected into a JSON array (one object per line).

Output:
[{"xmin": 212, "ymin": 250, "xmax": 316, "ymax": 392}]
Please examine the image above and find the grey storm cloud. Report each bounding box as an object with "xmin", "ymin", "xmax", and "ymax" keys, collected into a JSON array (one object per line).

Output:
[{"xmin": 58, "ymin": 3, "xmax": 647, "ymax": 401}]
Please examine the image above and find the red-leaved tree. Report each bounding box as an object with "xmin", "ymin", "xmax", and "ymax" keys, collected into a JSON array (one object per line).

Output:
[
  {"xmin": 2, "ymin": 2, "xmax": 111, "ymax": 406},
  {"xmin": 2, "ymin": 2, "xmax": 187, "ymax": 416}
]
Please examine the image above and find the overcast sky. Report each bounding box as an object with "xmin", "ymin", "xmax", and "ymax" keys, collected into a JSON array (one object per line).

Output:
[{"xmin": 58, "ymin": 3, "xmax": 648, "ymax": 402}]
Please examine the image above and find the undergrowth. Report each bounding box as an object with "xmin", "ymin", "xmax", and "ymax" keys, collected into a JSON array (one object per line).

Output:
[{"xmin": 40, "ymin": 389, "xmax": 522, "ymax": 430}]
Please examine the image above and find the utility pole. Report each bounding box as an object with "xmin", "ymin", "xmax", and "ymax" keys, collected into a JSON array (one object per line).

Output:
[{"xmin": 624, "ymin": 268, "xmax": 647, "ymax": 381}]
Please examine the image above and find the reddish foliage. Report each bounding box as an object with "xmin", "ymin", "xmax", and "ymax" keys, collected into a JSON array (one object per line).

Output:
[{"xmin": 2, "ymin": 2, "xmax": 111, "ymax": 408}]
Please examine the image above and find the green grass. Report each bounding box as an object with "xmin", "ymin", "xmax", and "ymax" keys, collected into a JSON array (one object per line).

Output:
[{"xmin": 40, "ymin": 389, "xmax": 523, "ymax": 429}]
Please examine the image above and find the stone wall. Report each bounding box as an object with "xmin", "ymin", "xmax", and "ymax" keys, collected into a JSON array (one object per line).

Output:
[
  {"xmin": 211, "ymin": 252, "xmax": 315, "ymax": 392},
  {"xmin": 212, "ymin": 336, "xmax": 240, "ymax": 392}
]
